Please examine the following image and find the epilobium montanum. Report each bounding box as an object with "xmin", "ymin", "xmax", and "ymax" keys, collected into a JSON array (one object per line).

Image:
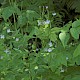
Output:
[
  {"xmin": 0, "ymin": 1, "xmax": 80, "ymax": 80},
  {"xmin": 4, "ymin": 49, "xmax": 11, "ymax": 54},
  {"xmin": 52, "ymin": 13, "xmax": 56, "ymax": 16},
  {"xmin": 15, "ymin": 38, "xmax": 19, "ymax": 41},
  {"xmin": 7, "ymin": 29, "xmax": 11, "ymax": 33},
  {"xmin": 0, "ymin": 35, "xmax": 5, "ymax": 39},
  {"xmin": 48, "ymin": 41, "xmax": 53, "ymax": 47}
]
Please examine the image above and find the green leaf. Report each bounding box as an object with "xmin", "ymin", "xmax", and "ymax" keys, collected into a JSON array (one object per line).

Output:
[
  {"xmin": 18, "ymin": 13, "xmax": 27, "ymax": 27},
  {"xmin": 56, "ymin": 53, "xmax": 67, "ymax": 66},
  {"xmin": 75, "ymin": 56, "xmax": 80, "ymax": 65},
  {"xmin": 49, "ymin": 32, "xmax": 57, "ymax": 42},
  {"xmin": 62, "ymin": 21, "xmax": 72, "ymax": 32},
  {"xmin": 51, "ymin": 27, "xmax": 61, "ymax": 33},
  {"xmin": 70, "ymin": 28, "xmax": 79, "ymax": 39},
  {"xmin": 2, "ymin": 5, "xmax": 20, "ymax": 21},
  {"xmin": 72, "ymin": 75, "xmax": 80, "ymax": 80},
  {"xmin": 73, "ymin": 44, "xmax": 80, "ymax": 57},
  {"xmin": 26, "ymin": 10, "xmax": 40, "ymax": 21},
  {"xmin": 76, "ymin": 27, "xmax": 80, "ymax": 34},
  {"xmin": 0, "ymin": 0, "xmax": 4, "ymax": 3},
  {"xmin": 59, "ymin": 32, "xmax": 70, "ymax": 48},
  {"xmin": 2, "ymin": 6, "xmax": 14, "ymax": 21},
  {"xmin": 29, "ymin": 26, "xmax": 39, "ymax": 36},
  {"xmin": 72, "ymin": 20, "xmax": 80, "ymax": 28},
  {"xmin": 12, "ymin": 3, "xmax": 21, "ymax": 15}
]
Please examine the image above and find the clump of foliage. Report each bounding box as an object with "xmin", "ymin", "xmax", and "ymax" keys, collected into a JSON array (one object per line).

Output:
[{"xmin": 0, "ymin": 0, "xmax": 80, "ymax": 80}]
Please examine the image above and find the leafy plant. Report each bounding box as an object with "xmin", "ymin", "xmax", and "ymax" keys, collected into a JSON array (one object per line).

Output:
[{"xmin": 0, "ymin": 0, "xmax": 80, "ymax": 80}]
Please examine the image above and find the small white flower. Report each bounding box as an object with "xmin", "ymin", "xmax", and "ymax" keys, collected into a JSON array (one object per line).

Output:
[
  {"xmin": 44, "ymin": 20, "xmax": 50, "ymax": 25},
  {"xmin": 46, "ymin": 6, "xmax": 48, "ymax": 9},
  {"xmin": 0, "ymin": 35, "xmax": 5, "ymax": 39},
  {"xmin": 47, "ymin": 48, "xmax": 52, "ymax": 52},
  {"xmin": 25, "ymin": 69, "xmax": 29, "ymax": 71},
  {"xmin": 34, "ymin": 66, "xmax": 38, "ymax": 70},
  {"xmin": 60, "ymin": 69, "xmax": 64, "ymax": 72},
  {"xmin": 4, "ymin": 49, "xmax": 11, "ymax": 54},
  {"xmin": 37, "ymin": 20, "xmax": 42, "ymax": 26},
  {"xmin": 66, "ymin": 57, "xmax": 69, "ymax": 60},
  {"xmin": 48, "ymin": 41, "xmax": 53, "ymax": 47},
  {"xmin": 15, "ymin": 38, "xmax": 19, "ymax": 41},
  {"xmin": 7, "ymin": 29, "xmax": 11, "ymax": 33},
  {"xmin": 52, "ymin": 13, "xmax": 56, "ymax": 16},
  {"xmin": 36, "ymin": 48, "xmax": 39, "ymax": 51}
]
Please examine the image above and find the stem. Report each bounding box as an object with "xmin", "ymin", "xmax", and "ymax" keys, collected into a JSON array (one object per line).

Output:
[
  {"xmin": 9, "ymin": 0, "xmax": 11, "ymax": 5},
  {"xmin": 29, "ymin": 63, "xmax": 33, "ymax": 80},
  {"xmin": 13, "ymin": 13, "xmax": 17, "ymax": 31},
  {"xmin": 42, "ymin": 6, "xmax": 44, "ymax": 19},
  {"xmin": 46, "ymin": 8, "xmax": 49, "ymax": 19},
  {"xmin": 39, "ymin": 6, "xmax": 42, "ymax": 18}
]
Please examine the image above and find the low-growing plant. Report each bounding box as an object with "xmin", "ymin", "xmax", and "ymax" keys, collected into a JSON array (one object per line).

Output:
[{"xmin": 0, "ymin": 0, "xmax": 80, "ymax": 80}]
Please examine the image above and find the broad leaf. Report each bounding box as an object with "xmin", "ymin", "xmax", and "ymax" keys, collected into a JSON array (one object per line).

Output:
[
  {"xmin": 62, "ymin": 21, "xmax": 72, "ymax": 32},
  {"xmin": 49, "ymin": 32, "xmax": 57, "ymax": 42},
  {"xmin": 59, "ymin": 32, "xmax": 70, "ymax": 47},
  {"xmin": 18, "ymin": 13, "xmax": 27, "ymax": 27},
  {"xmin": 2, "ymin": 6, "xmax": 14, "ymax": 21},
  {"xmin": 26, "ymin": 10, "xmax": 40, "ymax": 21},
  {"xmin": 2, "ymin": 5, "xmax": 20, "ymax": 21},
  {"xmin": 72, "ymin": 20, "xmax": 80, "ymax": 28},
  {"xmin": 70, "ymin": 28, "xmax": 79, "ymax": 39},
  {"xmin": 51, "ymin": 27, "xmax": 61, "ymax": 33},
  {"xmin": 73, "ymin": 44, "xmax": 80, "ymax": 57}
]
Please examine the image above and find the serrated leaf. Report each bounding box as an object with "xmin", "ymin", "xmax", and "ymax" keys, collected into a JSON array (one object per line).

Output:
[
  {"xmin": 59, "ymin": 32, "xmax": 70, "ymax": 48},
  {"xmin": 56, "ymin": 53, "xmax": 67, "ymax": 66},
  {"xmin": 26, "ymin": 10, "xmax": 40, "ymax": 21},
  {"xmin": 73, "ymin": 44, "xmax": 80, "ymax": 57},
  {"xmin": 18, "ymin": 13, "xmax": 27, "ymax": 27},
  {"xmin": 29, "ymin": 26, "xmax": 39, "ymax": 36},
  {"xmin": 49, "ymin": 32, "xmax": 57, "ymax": 42},
  {"xmin": 70, "ymin": 28, "xmax": 79, "ymax": 39},
  {"xmin": 12, "ymin": 3, "xmax": 21, "ymax": 15},
  {"xmin": 2, "ymin": 6, "xmax": 14, "ymax": 21},
  {"xmin": 2, "ymin": 5, "xmax": 20, "ymax": 21}
]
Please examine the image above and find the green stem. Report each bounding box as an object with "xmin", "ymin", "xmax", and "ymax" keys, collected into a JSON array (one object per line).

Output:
[
  {"xmin": 42, "ymin": 6, "xmax": 44, "ymax": 19},
  {"xmin": 39, "ymin": 6, "xmax": 42, "ymax": 19}
]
